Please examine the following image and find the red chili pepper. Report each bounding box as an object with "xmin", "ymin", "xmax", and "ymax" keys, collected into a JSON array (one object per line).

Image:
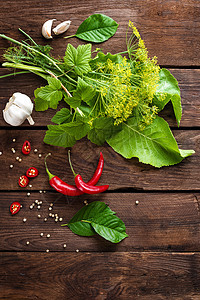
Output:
[
  {"xmin": 10, "ymin": 201, "xmax": 21, "ymax": 215},
  {"xmin": 22, "ymin": 140, "xmax": 31, "ymax": 155},
  {"xmin": 68, "ymin": 150, "xmax": 109, "ymax": 195},
  {"xmin": 18, "ymin": 175, "xmax": 29, "ymax": 187},
  {"xmin": 44, "ymin": 152, "xmax": 104, "ymax": 196},
  {"xmin": 26, "ymin": 167, "xmax": 39, "ymax": 178},
  {"xmin": 75, "ymin": 174, "xmax": 109, "ymax": 194}
]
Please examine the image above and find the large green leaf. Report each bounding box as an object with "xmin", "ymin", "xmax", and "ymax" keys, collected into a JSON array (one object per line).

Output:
[
  {"xmin": 44, "ymin": 120, "xmax": 90, "ymax": 147},
  {"xmin": 154, "ymin": 68, "xmax": 182, "ymax": 126},
  {"xmin": 75, "ymin": 14, "xmax": 119, "ymax": 43},
  {"xmin": 64, "ymin": 43, "xmax": 92, "ymax": 75},
  {"xmin": 106, "ymin": 116, "xmax": 194, "ymax": 168},
  {"xmin": 65, "ymin": 201, "xmax": 115, "ymax": 236},
  {"xmin": 91, "ymin": 214, "xmax": 128, "ymax": 243}
]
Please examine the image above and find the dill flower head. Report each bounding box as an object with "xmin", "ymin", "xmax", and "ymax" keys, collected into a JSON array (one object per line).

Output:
[
  {"xmin": 98, "ymin": 57, "xmax": 139, "ymax": 125},
  {"xmin": 87, "ymin": 22, "xmax": 161, "ymax": 128}
]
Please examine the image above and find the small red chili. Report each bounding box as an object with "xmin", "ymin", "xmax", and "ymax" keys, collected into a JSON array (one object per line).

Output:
[
  {"xmin": 44, "ymin": 152, "xmax": 105, "ymax": 196},
  {"xmin": 22, "ymin": 140, "xmax": 31, "ymax": 155},
  {"xmin": 26, "ymin": 167, "xmax": 39, "ymax": 178},
  {"xmin": 68, "ymin": 150, "xmax": 109, "ymax": 195},
  {"xmin": 10, "ymin": 201, "xmax": 21, "ymax": 215},
  {"xmin": 18, "ymin": 175, "xmax": 29, "ymax": 187}
]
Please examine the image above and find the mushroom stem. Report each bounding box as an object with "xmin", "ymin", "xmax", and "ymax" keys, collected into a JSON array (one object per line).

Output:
[{"xmin": 27, "ymin": 115, "xmax": 35, "ymax": 125}]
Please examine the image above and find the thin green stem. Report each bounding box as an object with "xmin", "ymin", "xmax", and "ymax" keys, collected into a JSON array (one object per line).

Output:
[
  {"xmin": 64, "ymin": 34, "xmax": 76, "ymax": 39},
  {"xmin": 18, "ymin": 28, "xmax": 38, "ymax": 46},
  {"xmin": 68, "ymin": 150, "xmax": 77, "ymax": 177},
  {"xmin": 0, "ymin": 71, "xmax": 30, "ymax": 79}
]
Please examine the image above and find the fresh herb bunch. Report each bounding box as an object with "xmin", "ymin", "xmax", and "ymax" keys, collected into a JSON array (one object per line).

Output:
[{"xmin": 0, "ymin": 20, "xmax": 194, "ymax": 167}]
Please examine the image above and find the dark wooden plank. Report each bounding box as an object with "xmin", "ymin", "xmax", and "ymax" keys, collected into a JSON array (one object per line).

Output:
[
  {"xmin": 0, "ymin": 69, "xmax": 200, "ymax": 127},
  {"xmin": 0, "ymin": 0, "xmax": 200, "ymax": 66},
  {"xmin": 0, "ymin": 129, "xmax": 198, "ymax": 191},
  {"xmin": 1, "ymin": 252, "xmax": 200, "ymax": 299},
  {"xmin": 1, "ymin": 192, "xmax": 200, "ymax": 252}
]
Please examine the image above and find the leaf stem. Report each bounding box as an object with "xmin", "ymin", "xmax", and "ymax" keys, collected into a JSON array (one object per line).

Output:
[{"xmin": 64, "ymin": 34, "xmax": 76, "ymax": 39}]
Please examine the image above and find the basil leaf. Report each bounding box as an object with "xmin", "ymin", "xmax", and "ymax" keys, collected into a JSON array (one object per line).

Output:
[
  {"xmin": 66, "ymin": 201, "xmax": 115, "ymax": 236},
  {"xmin": 64, "ymin": 43, "xmax": 91, "ymax": 75},
  {"xmin": 154, "ymin": 68, "xmax": 182, "ymax": 126},
  {"xmin": 90, "ymin": 214, "xmax": 128, "ymax": 243},
  {"xmin": 51, "ymin": 108, "xmax": 73, "ymax": 125},
  {"xmin": 75, "ymin": 14, "xmax": 119, "ymax": 43},
  {"xmin": 106, "ymin": 116, "xmax": 194, "ymax": 168}
]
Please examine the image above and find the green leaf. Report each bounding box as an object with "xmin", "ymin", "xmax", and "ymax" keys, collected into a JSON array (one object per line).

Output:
[
  {"xmin": 64, "ymin": 95, "xmax": 81, "ymax": 109},
  {"xmin": 88, "ymin": 117, "xmax": 116, "ymax": 145},
  {"xmin": 44, "ymin": 124, "xmax": 76, "ymax": 148},
  {"xmin": 64, "ymin": 43, "xmax": 92, "ymax": 75},
  {"xmin": 51, "ymin": 108, "xmax": 73, "ymax": 125},
  {"xmin": 47, "ymin": 77, "xmax": 62, "ymax": 90},
  {"xmin": 90, "ymin": 51, "xmax": 123, "ymax": 69},
  {"xmin": 75, "ymin": 14, "xmax": 119, "ymax": 43},
  {"xmin": 34, "ymin": 97, "xmax": 49, "ymax": 111},
  {"xmin": 106, "ymin": 116, "xmax": 194, "ymax": 168},
  {"xmin": 37, "ymin": 86, "xmax": 63, "ymax": 109},
  {"xmin": 154, "ymin": 68, "xmax": 182, "ymax": 126},
  {"xmin": 66, "ymin": 201, "xmax": 115, "ymax": 236},
  {"xmin": 91, "ymin": 214, "xmax": 128, "ymax": 243},
  {"xmin": 43, "ymin": 120, "xmax": 90, "ymax": 147}
]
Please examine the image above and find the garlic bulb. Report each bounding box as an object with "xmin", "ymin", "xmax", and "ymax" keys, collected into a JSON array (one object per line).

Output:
[
  {"xmin": 53, "ymin": 20, "xmax": 71, "ymax": 35},
  {"xmin": 3, "ymin": 92, "xmax": 35, "ymax": 126},
  {"xmin": 42, "ymin": 19, "xmax": 56, "ymax": 39}
]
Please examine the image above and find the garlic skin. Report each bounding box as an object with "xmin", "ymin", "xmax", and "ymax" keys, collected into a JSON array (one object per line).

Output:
[
  {"xmin": 3, "ymin": 92, "xmax": 35, "ymax": 126},
  {"xmin": 53, "ymin": 20, "xmax": 71, "ymax": 35},
  {"xmin": 42, "ymin": 19, "xmax": 56, "ymax": 39}
]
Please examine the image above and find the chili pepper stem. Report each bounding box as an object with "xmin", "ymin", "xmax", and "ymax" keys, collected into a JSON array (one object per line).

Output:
[
  {"xmin": 68, "ymin": 150, "xmax": 78, "ymax": 177},
  {"xmin": 44, "ymin": 153, "xmax": 55, "ymax": 180}
]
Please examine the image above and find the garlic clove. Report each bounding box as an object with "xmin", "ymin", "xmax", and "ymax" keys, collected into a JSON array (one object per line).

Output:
[
  {"xmin": 42, "ymin": 19, "xmax": 56, "ymax": 39},
  {"xmin": 52, "ymin": 20, "xmax": 71, "ymax": 35}
]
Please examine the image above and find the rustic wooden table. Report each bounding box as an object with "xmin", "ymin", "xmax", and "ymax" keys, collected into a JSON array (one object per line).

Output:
[{"xmin": 0, "ymin": 0, "xmax": 200, "ymax": 299}]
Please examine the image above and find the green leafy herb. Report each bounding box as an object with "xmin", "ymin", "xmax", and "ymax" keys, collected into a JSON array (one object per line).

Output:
[
  {"xmin": 51, "ymin": 108, "xmax": 73, "ymax": 125},
  {"xmin": 64, "ymin": 43, "xmax": 92, "ymax": 75},
  {"xmin": 62, "ymin": 201, "xmax": 128, "ymax": 243},
  {"xmin": 34, "ymin": 77, "xmax": 63, "ymax": 111},
  {"xmin": 0, "ymin": 20, "xmax": 195, "ymax": 168},
  {"xmin": 65, "ymin": 14, "xmax": 119, "ymax": 43}
]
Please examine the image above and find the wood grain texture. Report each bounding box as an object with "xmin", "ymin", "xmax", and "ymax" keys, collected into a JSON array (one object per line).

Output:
[
  {"xmin": 0, "ymin": 0, "xmax": 200, "ymax": 66},
  {"xmin": 0, "ymin": 69, "xmax": 200, "ymax": 127},
  {"xmin": 1, "ymin": 192, "xmax": 200, "ymax": 252},
  {"xmin": 1, "ymin": 252, "xmax": 200, "ymax": 299},
  {"xmin": 0, "ymin": 130, "xmax": 198, "ymax": 191}
]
